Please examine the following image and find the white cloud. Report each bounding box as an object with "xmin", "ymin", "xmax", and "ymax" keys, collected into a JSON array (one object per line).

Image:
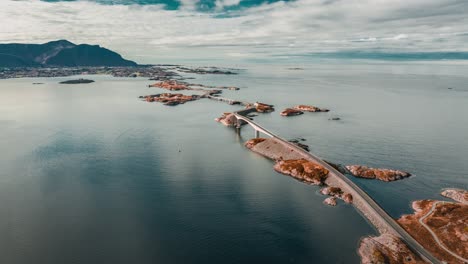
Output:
[
  {"xmin": 1, "ymin": 0, "xmax": 468, "ymax": 63},
  {"xmin": 178, "ymin": 0, "xmax": 200, "ymax": 10},
  {"xmin": 215, "ymin": 0, "xmax": 242, "ymax": 10}
]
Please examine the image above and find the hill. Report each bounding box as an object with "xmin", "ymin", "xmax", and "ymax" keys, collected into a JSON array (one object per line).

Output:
[{"xmin": 0, "ymin": 40, "xmax": 137, "ymax": 67}]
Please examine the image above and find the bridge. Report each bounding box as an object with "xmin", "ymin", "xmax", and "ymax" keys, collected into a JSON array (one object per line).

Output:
[
  {"xmin": 233, "ymin": 109, "xmax": 441, "ymax": 264},
  {"xmin": 205, "ymin": 94, "xmax": 249, "ymax": 106}
]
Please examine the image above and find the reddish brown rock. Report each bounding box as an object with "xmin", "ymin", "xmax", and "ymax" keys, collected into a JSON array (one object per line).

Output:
[
  {"xmin": 245, "ymin": 138, "xmax": 267, "ymax": 149},
  {"xmin": 255, "ymin": 102, "xmax": 275, "ymax": 113},
  {"xmin": 441, "ymin": 188, "xmax": 468, "ymax": 203},
  {"xmin": 320, "ymin": 186, "xmax": 342, "ymax": 196},
  {"xmin": 273, "ymin": 159, "xmax": 329, "ymax": 185},
  {"xmin": 293, "ymin": 105, "xmax": 329, "ymax": 112},
  {"xmin": 280, "ymin": 108, "xmax": 304, "ymax": 116},
  {"xmin": 342, "ymin": 193, "xmax": 353, "ymax": 204},
  {"xmin": 320, "ymin": 186, "xmax": 353, "ymax": 204},
  {"xmin": 398, "ymin": 198, "xmax": 468, "ymax": 263},
  {"xmin": 345, "ymin": 165, "xmax": 411, "ymax": 182},
  {"xmin": 215, "ymin": 112, "xmax": 237, "ymax": 127},
  {"xmin": 149, "ymin": 80, "xmax": 189, "ymax": 90},
  {"xmin": 143, "ymin": 93, "xmax": 197, "ymax": 106},
  {"xmin": 324, "ymin": 197, "xmax": 337, "ymax": 206},
  {"xmin": 359, "ymin": 234, "xmax": 424, "ymax": 264}
]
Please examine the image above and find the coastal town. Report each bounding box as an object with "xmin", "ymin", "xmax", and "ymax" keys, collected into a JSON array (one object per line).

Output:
[{"xmin": 0, "ymin": 65, "xmax": 237, "ymax": 80}]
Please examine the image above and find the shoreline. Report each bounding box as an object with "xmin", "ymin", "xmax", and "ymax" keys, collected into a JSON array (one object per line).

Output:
[{"xmin": 0, "ymin": 65, "xmax": 240, "ymax": 80}]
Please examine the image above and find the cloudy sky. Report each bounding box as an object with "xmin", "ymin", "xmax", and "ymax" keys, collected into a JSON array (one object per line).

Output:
[{"xmin": 1, "ymin": 0, "xmax": 468, "ymax": 63}]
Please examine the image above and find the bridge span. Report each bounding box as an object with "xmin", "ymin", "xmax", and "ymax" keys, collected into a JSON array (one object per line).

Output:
[{"xmin": 233, "ymin": 109, "xmax": 441, "ymax": 264}]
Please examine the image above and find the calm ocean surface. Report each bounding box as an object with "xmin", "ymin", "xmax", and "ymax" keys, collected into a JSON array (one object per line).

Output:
[{"xmin": 0, "ymin": 61, "xmax": 467, "ymax": 263}]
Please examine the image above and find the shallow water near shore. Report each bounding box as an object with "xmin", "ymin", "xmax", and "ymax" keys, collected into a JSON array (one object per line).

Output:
[{"xmin": 0, "ymin": 61, "xmax": 467, "ymax": 263}]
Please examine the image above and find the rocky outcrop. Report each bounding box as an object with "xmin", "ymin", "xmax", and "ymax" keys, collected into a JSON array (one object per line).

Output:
[
  {"xmin": 255, "ymin": 102, "xmax": 275, "ymax": 113},
  {"xmin": 342, "ymin": 193, "xmax": 353, "ymax": 204},
  {"xmin": 293, "ymin": 105, "xmax": 329, "ymax": 112},
  {"xmin": 215, "ymin": 112, "xmax": 238, "ymax": 127},
  {"xmin": 245, "ymin": 138, "xmax": 267, "ymax": 149},
  {"xmin": 273, "ymin": 159, "xmax": 329, "ymax": 185},
  {"xmin": 280, "ymin": 108, "xmax": 304, "ymax": 116},
  {"xmin": 320, "ymin": 186, "xmax": 353, "ymax": 204},
  {"xmin": 345, "ymin": 165, "xmax": 411, "ymax": 182},
  {"xmin": 320, "ymin": 186, "xmax": 342, "ymax": 196},
  {"xmin": 59, "ymin": 78, "xmax": 94, "ymax": 84},
  {"xmin": 142, "ymin": 93, "xmax": 197, "ymax": 106},
  {"xmin": 441, "ymin": 188, "xmax": 468, "ymax": 203},
  {"xmin": 398, "ymin": 198, "xmax": 468, "ymax": 264},
  {"xmin": 324, "ymin": 197, "xmax": 337, "ymax": 206},
  {"xmin": 358, "ymin": 234, "xmax": 425, "ymax": 264},
  {"xmin": 149, "ymin": 80, "xmax": 189, "ymax": 90}
]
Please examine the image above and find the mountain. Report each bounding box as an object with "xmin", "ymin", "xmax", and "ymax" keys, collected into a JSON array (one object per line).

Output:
[
  {"xmin": 45, "ymin": 44, "xmax": 137, "ymax": 67},
  {"xmin": 0, "ymin": 40, "xmax": 137, "ymax": 67}
]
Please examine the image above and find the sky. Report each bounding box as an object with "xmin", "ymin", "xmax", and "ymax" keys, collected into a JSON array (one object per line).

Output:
[{"xmin": 1, "ymin": 0, "xmax": 468, "ymax": 63}]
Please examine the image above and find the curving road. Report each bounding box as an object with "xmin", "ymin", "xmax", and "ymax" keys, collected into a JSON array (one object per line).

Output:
[
  {"xmin": 419, "ymin": 201, "xmax": 468, "ymax": 263},
  {"xmin": 233, "ymin": 110, "xmax": 442, "ymax": 264}
]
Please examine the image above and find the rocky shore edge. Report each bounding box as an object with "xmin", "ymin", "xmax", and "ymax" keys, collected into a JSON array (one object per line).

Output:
[{"xmin": 359, "ymin": 188, "xmax": 468, "ymax": 264}]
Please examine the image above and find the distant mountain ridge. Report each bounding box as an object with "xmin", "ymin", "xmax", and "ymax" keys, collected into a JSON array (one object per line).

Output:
[{"xmin": 0, "ymin": 40, "xmax": 137, "ymax": 67}]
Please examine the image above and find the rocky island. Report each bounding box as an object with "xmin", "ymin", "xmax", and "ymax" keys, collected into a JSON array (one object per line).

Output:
[
  {"xmin": 359, "ymin": 233, "xmax": 425, "ymax": 264},
  {"xmin": 273, "ymin": 159, "xmax": 329, "ymax": 185},
  {"xmin": 214, "ymin": 112, "xmax": 241, "ymax": 127},
  {"xmin": 280, "ymin": 108, "xmax": 304, "ymax": 116},
  {"xmin": 320, "ymin": 186, "xmax": 353, "ymax": 205},
  {"xmin": 359, "ymin": 188, "xmax": 468, "ymax": 264},
  {"xmin": 254, "ymin": 102, "xmax": 275, "ymax": 113},
  {"xmin": 149, "ymin": 80, "xmax": 190, "ymax": 90},
  {"xmin": 294, "ymin": 105, "xmax": 329, "ymax": 112},
  {"xmin": 60, "ymin": 78, "xmax": 94, "ymax": 84},
  {"xmin": 441, "ymin": 188, "xmax": 467, "ymax": 203},
  {"xmin": 140, "ymin": 93, "xmax": 199, "ymax": 106},
  {"xmin": 346, "ymin": 165, "xmax": 411, "ymax": 182},
  {"xmin": 277, "ymin": 104, "xmax": 330, "ymax": 117},
  {"xmin": 396, "ymin": 189, "xmax": 468, "ymax": 264}
]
